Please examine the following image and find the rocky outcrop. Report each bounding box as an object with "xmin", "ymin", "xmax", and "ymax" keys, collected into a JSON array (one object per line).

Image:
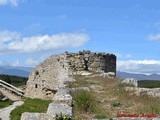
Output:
[
  {"xmin": 122, "ymin": 78, "xmax": 138, "ymax": 87},
  {"xmin": 125, "ymin": 87, "xmax": 160, "ymax": 97}
]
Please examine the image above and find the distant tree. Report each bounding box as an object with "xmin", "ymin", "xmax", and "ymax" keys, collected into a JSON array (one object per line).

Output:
[{"xmin": 0, "ymin": 74, "xmax": 28, "ymax": 87}]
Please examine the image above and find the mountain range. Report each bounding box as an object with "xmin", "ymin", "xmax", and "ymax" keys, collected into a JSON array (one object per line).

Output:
[
  {"xmin": 117, "ymin": 71, "xmax": 160, "ymax": 80},
  {"xmin": 0, "ymin": 66, "xmax": 33, "ymax": 77},
  {"xmin": 0, "ymin": 66, "xmax": 160, "ymax": 80}
]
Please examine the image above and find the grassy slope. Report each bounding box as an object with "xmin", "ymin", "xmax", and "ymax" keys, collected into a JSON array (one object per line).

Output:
[
  {"xmin": 0, "ymin": 99, "xmax": 13, "ymax": 108},
  {"xmin": 69, "ymin": 75, "xmax": 160, "ymax": 119},
  {"xmin": 10, "ymin": 98, "xmax": 51, "ymax": 120}
]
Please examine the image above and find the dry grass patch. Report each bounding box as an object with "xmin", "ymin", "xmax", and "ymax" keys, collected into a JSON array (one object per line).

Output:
[{"xmin": 70, "ymin": 74, "xmax": 160, "ymax": 119}]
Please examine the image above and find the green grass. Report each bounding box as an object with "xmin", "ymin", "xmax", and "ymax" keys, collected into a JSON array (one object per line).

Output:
[
  {"xmin": 73, "ymin": 90, "xmax": 93, "ymax": 112},
  {"xmin": 138, "ymin": 80, "xmax": 160, "ymax": 88},
  {"xmin": 10, "ymin": 98, "xmax": 51, "ymax": 120},
  {"xmin": 0, "ymin": 99, "xmax": 13, "ymax": 108}
]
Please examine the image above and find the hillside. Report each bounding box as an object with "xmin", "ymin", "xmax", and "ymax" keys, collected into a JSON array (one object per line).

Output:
[
  {"xmin": 67, "ymin": 74, "xmax": 160, "ymax": 119},
  {"xmin": 117, "ymin": 71, "xmax": 160, "ymax": 80},
  {"xmin": 0, "ymin": 74, "xmax": 28, "ymax": 87},
  {"xmin": 0, "ymin": 66, "xmax": 33, "ymax": 77}
]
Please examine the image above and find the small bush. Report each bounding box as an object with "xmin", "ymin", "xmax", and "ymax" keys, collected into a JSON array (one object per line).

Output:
[
  {"xmin": 55, "ymin": 113, "xmax": 72, "ymax": 120},
  {"xmin": 73, "ymin": 90, "xmax": 93, "ymax": 112},
  {"xmin": 113, "ymin": 102, "xmax": 121, "ymax": 107}
]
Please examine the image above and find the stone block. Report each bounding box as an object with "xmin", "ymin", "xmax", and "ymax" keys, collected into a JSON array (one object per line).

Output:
[
  {"xmin": 21, "ymin": 112, "xmax": 53, "ymax": 120},
  {"xmin": 53, "ymin": 87, "xmax": 72, "ymax": 106},
  {"xmin": 47, "ymin": 102, "xmax": 72, "ymax": 118}
]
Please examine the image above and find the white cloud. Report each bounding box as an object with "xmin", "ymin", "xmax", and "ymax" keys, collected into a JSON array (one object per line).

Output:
[
  {"xmin": 11, "ymin": 60, "xmax": 23, "ymax": 66},
  {"xmin": 125, "ymin": 54, "xmax": 132, "ymax": 58},
  {"xmin": 117, "ymin": 60, "xmax": 160, "ymax": 74},
  {"xmin": 148, "ymin": 33, "xmax": 160, "ymax": 41},
  {"xmin": 114, "ymin": 53, "xmax": 132, "ymax": 59},
  {"xmin": 0, "ymin": 30, "xmax": 90, "ymax": 53},
  {"xmin": 24, "ymin": 57, "xmax": 46, "ymax": 67},
  {"xmin": 0, "ymin": 30, "xmax": 21, "ymax": 42},
  {"xmin": 0, "ymin": 56, "xmax": 45, "ymax": 67},
  {"xmin": 0, "ymin": 0, "xmax": 20, "ymax": 6}
]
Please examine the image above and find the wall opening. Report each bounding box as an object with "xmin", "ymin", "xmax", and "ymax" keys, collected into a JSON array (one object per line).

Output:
[{"xmin": 35, "ymin": 84, "xmax": 38, "ymax": 88}]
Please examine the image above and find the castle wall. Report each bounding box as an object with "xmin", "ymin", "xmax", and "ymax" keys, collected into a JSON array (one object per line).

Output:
[
  {"xmin": 62, "ymin": 50, "xmax": 116, "ymax": 74},
  {"xmin": 25, "ymin": 50, "xmax": 116, "ymax": 99}
]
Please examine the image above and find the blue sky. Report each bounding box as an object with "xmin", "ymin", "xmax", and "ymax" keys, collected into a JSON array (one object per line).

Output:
[{"xmin": 0, "ymin": 0, "xmax": 160, "ymax": 74}]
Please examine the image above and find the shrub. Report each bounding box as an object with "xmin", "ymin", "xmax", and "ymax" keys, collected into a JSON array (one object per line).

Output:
[
  {"xmin": 55, "ymin": 113, "xmax": 72, "ymax": 120},
  {"xmin": 113, "ymin": 102, "xmax": 121, "ymax": 107},
  {"xmin": 73, "ymin": 90, "xmax": 93, "ymax": 112}
]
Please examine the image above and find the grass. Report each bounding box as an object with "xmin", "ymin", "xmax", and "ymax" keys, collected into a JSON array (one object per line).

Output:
[
  {"xmin": 0, "ymin": 99, "xmax": 13, "ymax": 108},
  {"xmin": 70, "ymin": 75, "xmax": 160, "ymax": 119},
  {"xmin": 10, "ymin": 98, "xmax": 51, "ymax": 120},
  {"xmin": 67, "ymin": 75, "xmax": 90, "ymax": 88},
  {"xmin": 73, "ymin": 90, "xmax": 93, "ymax": 112}
]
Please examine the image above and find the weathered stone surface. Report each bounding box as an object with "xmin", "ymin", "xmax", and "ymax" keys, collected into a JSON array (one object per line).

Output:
[
  {"xmin": 89, "ymin": 85, "xmax": 105, "ymax": 93},
  {"xmin": 69, "ymin": 87, "xmax": 90, "ymax": 94},
  {"xmin": 23, "ymin": 50, "xmax": 116, "ymax": 120},
  {"xmin": 53, "ymin": 87, "xmax": 72, "ymax": 106},
  {"xmin": 100, "ymin": 72, "xmax": 116, "ymax": 78},
  {"xmin": 21, "ymin": 112, "xmax": 54, "ymax": 120},
  {"xmin": 47, "ymin": 102, "xmax": 72, "ymax": 118},
  {"xmin": 25, "ymin": 50, "xmax": 116, "ymax": 99},
  {"xmin": 125, "ymin": 87, "xmax": 160, "ymax": 97},
  {"xmin": 122, "ymin": 78, "xmax": 138, "ymax": 87},
  {"xmin": 81, "ymin": 71, "xmax": 93, "ymax": 76}
]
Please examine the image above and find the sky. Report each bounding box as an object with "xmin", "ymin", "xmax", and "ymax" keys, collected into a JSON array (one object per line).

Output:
[{"xmin": 0, "ymin": 0, "xmax": 160, "ymax": 74}]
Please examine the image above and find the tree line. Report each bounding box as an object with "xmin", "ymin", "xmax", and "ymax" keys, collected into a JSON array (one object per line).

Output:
[{"xmin": 0, "ymin": 74, "xmax": 28, "ymax": 87}]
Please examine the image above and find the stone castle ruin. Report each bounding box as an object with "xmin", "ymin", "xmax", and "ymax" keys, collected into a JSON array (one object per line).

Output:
[
  {"xmin": 23, "ymin": 50, "xmax": 116, "ymax": 119},
  {"xmin": 25, "ymin": 50, "xmax": 116, "ymax": 99}
]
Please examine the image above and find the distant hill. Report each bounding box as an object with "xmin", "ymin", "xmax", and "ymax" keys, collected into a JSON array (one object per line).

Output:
[
  {"xmin": 117, "ymin": 71, "xmax": 160, "ymax": 80},
  {"xmin": 0, "ymin": 74, "xmax": 28, "ymax": 87},
  {"xmin": 0, "ymin": 66, "xmax": 33, "ymax": 77},
  {"xmin": 1, "ymin": 66, "xmax": 160, "ymax": 80}
]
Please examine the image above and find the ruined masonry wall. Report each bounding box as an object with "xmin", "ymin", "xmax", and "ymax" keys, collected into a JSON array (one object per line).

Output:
[
  {"xmin": 60, "ymin": 50, "xmax": 116, "ymax": 75},
  {"xmin": 25, "ymin": 50, "xmax": 116, "ymax": 99}
]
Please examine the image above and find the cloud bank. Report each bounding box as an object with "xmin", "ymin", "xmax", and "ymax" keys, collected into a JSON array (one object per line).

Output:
[
  {"xmin": 0, "ymin": 30, "xmax": 90, "ymax": 53},
  {"xmin": 117, "ymin": 60, "xmax": 160, "ymax": 74},
  {"xmin": 148, "ymin": 33, "xmax": 160, "ymax": 41},
  {"xmin": 0, "ymin": 0, "xmax": 20, "ymax": 6}
]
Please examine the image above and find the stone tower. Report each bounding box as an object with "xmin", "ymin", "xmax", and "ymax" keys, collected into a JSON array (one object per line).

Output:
[{"xmin": 25, "ymin": 50, "xmax": 116, "ymax": 99}]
